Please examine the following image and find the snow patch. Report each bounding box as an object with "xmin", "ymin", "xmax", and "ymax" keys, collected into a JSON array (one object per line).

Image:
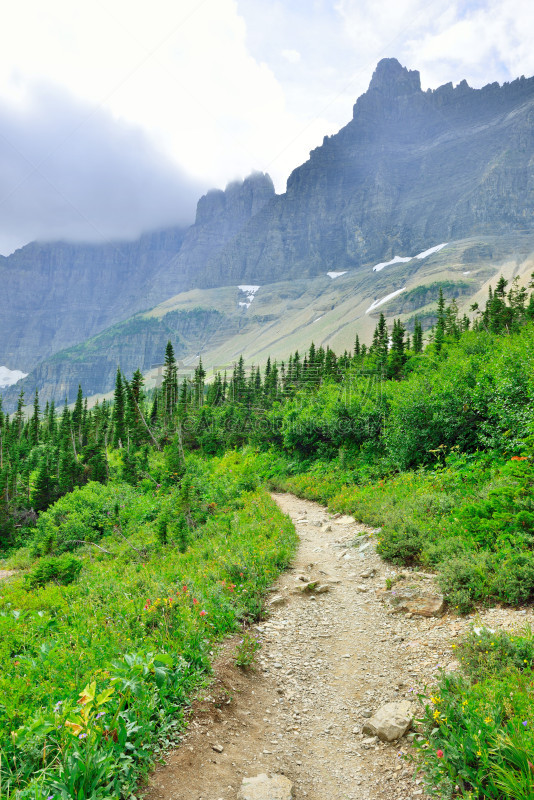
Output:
[
  {"xmin": 237, "ymin": 285, "xmax": 260, "ymax": 310},
  {"xmin": 0, "ymin": 366, "xmax": 28, "ymax": 388},
  {"xmin": 415, "ymin": 242, "xmax": 448, "ymax": 259},
  {"xmin": 462, "ymin": 271, "xmax": 471, "ymax": 275},
  {"xmin": 366, "ymin": 287, "xmax": 407, "ymax": 314},
  {"xmin": 313, "ymin": 316, "xmax": 323, "ymax": 323},
  {"xmin": 373, "ymin": 256, "xmax": 412, "ymax": 273},
  {"xmin": 372, "ymin": 243, "xmax": 448, "ymax": 272},
  {"xmin": 327, "ymin": 271, "xmax": 347, "ymax": 279}
]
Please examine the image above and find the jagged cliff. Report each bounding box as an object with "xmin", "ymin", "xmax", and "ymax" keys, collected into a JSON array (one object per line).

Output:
[
  {"xmin": 0, "ymin": 173, "xmax": 274, "ymax": 373},
  {"xmin": 195, "ymin": 59, "xmax": 534, "ymax": 286}
]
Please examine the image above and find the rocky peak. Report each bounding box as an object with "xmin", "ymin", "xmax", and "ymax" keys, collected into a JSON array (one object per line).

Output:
[
  {"xmin": 195, "ymin": 172, "xmax": 274, "ymax": 227},
  {"xmin": 367, "ymin": 58, "xmax": 421, "ymax": 97}
]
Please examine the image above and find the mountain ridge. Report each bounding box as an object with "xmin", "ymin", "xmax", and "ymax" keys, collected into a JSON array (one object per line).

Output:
[{"xmin": 2, "ymin": 58, "xmax": 534, "ymax": 408}]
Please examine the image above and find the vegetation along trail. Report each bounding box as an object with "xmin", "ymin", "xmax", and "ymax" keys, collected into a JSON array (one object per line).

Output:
[{"xmin": 146, "ymin": 493, "xmax": 532, "ymax": 800}]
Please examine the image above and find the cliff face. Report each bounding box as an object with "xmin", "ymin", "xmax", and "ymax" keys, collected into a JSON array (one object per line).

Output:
[
  {"xmin": 0, "ymin": 307, "xmax": 238, "ymax": 409},
  {"xmin": 146, "ymin": 172, "xmax": 275, "ymax": 303},
  {"xmin": 198, "ymin": 59, "xmax": 534, "ymax": 285},
  {"xmin": 0, "ymin": 172, "xmax": 274, "ymax": 372}
]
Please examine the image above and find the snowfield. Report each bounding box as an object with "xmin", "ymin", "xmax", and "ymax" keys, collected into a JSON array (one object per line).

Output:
[
  {"xmin": 372, "ymin": 243, "xmax": 448, "ymax": 272},
  {"xmin": 366, "ymin": 287, "xmax": 407, "ymax": 313},
  {"xmin": 237, "ymin": 285, "xmax": 260, "ymax": 309},
  {"xmin": 0, "ymin": 366, "xmax": 27, "ymax": 388}
]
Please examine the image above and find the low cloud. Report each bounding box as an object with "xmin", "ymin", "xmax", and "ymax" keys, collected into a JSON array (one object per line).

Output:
[{"xmin": 0, "ymin": 81, "xmax": 206, "ymax": 254}]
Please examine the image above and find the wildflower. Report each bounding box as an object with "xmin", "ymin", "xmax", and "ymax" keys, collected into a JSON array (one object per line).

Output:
[
  {"xmin": 79, "ymin": 733, "xmax": 87, "ymax": 739},
  {"xmin": 511, "ymin": 456, "xmax": 528, "ymax": 461},
  {"xmin": 522, "ymin": 721, "xmax": 528, "ymax": 727},
  {"xmin": 193, "ymin": 598, "xmax": 199, "ymax": 605},
  {"xmin": 484, "ymin": 717, "xmax": 492, "ymax": 724},
  {"xmin": 437, "ymin": 750, "xmax": 444, "ymax": 758},
  {"xmin": 96, "ymin": 712, "xmax": 105, "ymax": 719},
  {"xmin": 199, "ymin": 610, "xmax": 207, "ymax": 617}
]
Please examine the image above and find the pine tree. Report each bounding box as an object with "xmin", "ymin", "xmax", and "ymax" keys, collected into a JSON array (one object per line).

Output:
[
  {"xmin": 161, "ymin": 341, "xmax": 179, "ymax": 419},
  {"xmin": 72, "ymin": 385, "xmax": 84, "ymax": 448},
  {"xmin": 192, "ymin": 358, "xmax": 206, "ymax": 408},
  {"xmin": 112, "ymin": 368, "xmax": 126, "ymax": 448},
  {"xmin": 434, "ymin": 289, "xmax": 446, "ymax": 353},
  {"xmin": 389, "ymin": 319, "xmax": 406, "ymax": 379},
  {"xmin": 30, "ymin": 389, "xmax": 40, "ymax": 447}
]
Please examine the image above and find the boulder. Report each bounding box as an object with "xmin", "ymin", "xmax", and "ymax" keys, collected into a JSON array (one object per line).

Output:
[
  {"xmin": 362, "ymin": 701, "xmax": 414, "ymax": 742},
  {"xmin": 379, "ymin": 587, "xmax": 445, "ymax": 617},
  {"xmin": 238, "ymin": 773, "xmax": 294, "ymax": 800}
]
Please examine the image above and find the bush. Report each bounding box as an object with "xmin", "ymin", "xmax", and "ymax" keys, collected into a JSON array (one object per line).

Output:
[{"xmin": 26, "ymin": 554, "xmax": 83, "ymax": 589}]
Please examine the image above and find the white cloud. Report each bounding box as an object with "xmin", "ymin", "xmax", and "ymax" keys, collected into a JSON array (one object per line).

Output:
[
  {"xmin": 282, "ymin": 49, "xmax": 302, "ymax": 63},
  {"xmin": 0, "ymin": 0, "xmax": 533, "ymax": 249}
]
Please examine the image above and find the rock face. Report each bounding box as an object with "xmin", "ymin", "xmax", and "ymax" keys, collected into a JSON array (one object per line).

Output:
[
  {"xmin": 201, "ymin": 59, "xmax": 534, "ymax": 286},
  {"xmin": 237, "ymin": 773, "xmax": 294, "ymax": 800},
  {"xmin": 0, "ymin": 174, "xmax": 274, "ymax": 374},
  {"xmin": 362, "ymin": 701, "xmax": 414, "ymax": 742}
]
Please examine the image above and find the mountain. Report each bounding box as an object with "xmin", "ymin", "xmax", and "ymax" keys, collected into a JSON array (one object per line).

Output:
[
  {"xmin": 4, "ymin": 230, "xmax": 534, "ymax": 410},
  {"xmin": 2, "ymin": 58, "xmax": 534, "ymax": 409},
  {"xmin": 190, "ymin": 58, "xmax": 534, "ymax": 287},
  {"xmin": 0, "ymin": 172, "xmax": 275, "ymax": 374}
]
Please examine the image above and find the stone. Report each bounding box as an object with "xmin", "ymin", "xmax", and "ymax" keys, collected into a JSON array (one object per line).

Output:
[
  {"xmin": 360, "ymin": 568, "xmax": 376, "ymax": 578},
  {"xmin": 212, "ymin": 743, "xmax": 224, "ymax": 753},
  {"xmin": 237, "ymin": 773, "xmax": 294, "ymax": 800},
  {"xmin": 334, "ymin": 515, "xmax": 356, "ymax": 525},
  {"xmin": 362, "ymin": 701, "xmax": 414, "ymax": 742},
  {"xmin": 268, "ymin": 595, "xmax": 287, "ymax": 608},
  {"xmin": 379, "ymin": 588, "xmax": 445, "ymax": 617}
]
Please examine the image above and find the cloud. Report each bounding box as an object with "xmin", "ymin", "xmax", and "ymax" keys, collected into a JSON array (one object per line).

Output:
[
  {"xmin": 0, "ymin": 0, "xmax": 533, "ymax": 253},
  {"xmin": 0, "ymin": 82, "xmax": 205, "ymax": 254},
  {"xmin": 281, "ymin": 49, "xmax": 302, "ymax": 63}
]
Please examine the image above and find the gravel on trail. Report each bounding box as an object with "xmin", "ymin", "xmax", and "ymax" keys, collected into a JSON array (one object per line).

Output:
[{"xmin": 145, "ymin": 493, "xmax": 534, "ymax": 800}]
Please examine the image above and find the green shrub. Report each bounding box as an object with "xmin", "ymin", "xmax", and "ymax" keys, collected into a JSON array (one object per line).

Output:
[{"xmin": 26, "ymin": 554, "xmax": 83, "ymax": 589}]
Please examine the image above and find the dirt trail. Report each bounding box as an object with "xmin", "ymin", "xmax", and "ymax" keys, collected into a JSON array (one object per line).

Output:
[
  {"xmin": 146, "ymin": 493, "xmax": 533, "ymax": 800},
  {"xmin": 0, "ymin": 570, "xmax": 16, "ymax": 582}
]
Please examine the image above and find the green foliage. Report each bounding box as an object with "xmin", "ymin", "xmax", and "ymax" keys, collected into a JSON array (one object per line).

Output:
[
  {"xmin": 26, "ymin": 554, "xmax": 83, "ymax": 589},
  {"xmin": 0, "ymin": 451, "xmax": 297, "ymax": 798},
  {"xmin": 417, "ymin": 627, "xmax": 534, "ymax": 800},
  {"xmin": 233, "ymin": 631, "xmax": 262, "ymax": 669}
]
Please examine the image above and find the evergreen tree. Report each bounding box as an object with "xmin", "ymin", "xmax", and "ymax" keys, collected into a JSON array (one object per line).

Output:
[
  {"xmin": 388, "ymin": 319, "xmax": 406, "ymax": 379},
  {"xmin": 112, "ymin": 368, "xmax": 126, "ymax": 448},
  {"xmin": 192, "ymin": 358, "xmax": 206, "ymax": 408},
  {"xmin": 434, "ymin": 289, "xmax": 446, "ymax": 353},
  {"xmin": 72, "ymin": 385, "xmax": 84, "ymax": 447},
  {"xmin": 161, "ymin": 341, "xmax": 179, "ymax": 419},
  {"xmin": 30, "ymin": 389, "xmax": 40, "ymax": 447}
]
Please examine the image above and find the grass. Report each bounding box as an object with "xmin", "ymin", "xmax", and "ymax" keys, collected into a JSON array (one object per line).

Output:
[
  {"xmin": 0, "ymin": 451, "xmax": 297, "ymax": 799},
  {"xmin": 417, "ymin": 626, "xmax": 534, "ymax": 799}
]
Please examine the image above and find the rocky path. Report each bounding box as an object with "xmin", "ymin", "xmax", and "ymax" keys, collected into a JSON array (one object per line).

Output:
[{"xmin": 145, "ymin": 493, "xmax": 533, "ymax": 800}]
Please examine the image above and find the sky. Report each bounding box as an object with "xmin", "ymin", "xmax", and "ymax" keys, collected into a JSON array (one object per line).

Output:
[{"xmin": 0, "ymin": 0, "xmax": 532, "ymax": 255}]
